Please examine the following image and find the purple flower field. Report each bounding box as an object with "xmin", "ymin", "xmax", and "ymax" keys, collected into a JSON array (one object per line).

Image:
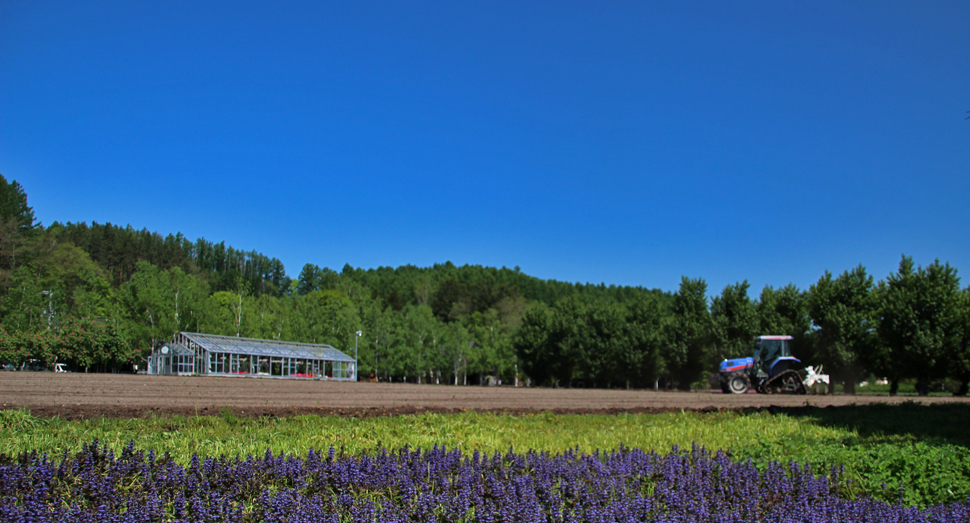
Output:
[{"xmin": 0, "ymin": 441, "xmax": 966, "ymax": 522}]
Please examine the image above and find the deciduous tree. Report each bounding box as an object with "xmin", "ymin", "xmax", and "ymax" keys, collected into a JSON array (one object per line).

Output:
[
  {"xmin": 878, "ymin": 256, "xmax": 962, "ymax": 395},
  {"xmin": 711, "ymin": 281, "xmax": 758, "ymax": 364},
  {"xmin": 807, "ymin": 266, "xmax": 877, "ymax": 394},
  {"xmin": 513, "ymin": 304, "xmax": 554, "ymax": 385},
  {"xmin": 757, "ymin": 284, "xmax": 812, "ymax": 362},
  {"xmin": 665, "ymin": 277, "xmax": 712, "ymax": 390},
  {"xmin": 622, "ymin": 292, "xmax": 668, "ymax": 389}
]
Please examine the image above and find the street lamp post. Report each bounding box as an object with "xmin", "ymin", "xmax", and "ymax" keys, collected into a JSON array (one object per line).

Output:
[{"xmin": 354, "ymin": 330, "xmax": 362, "ymax": 381}]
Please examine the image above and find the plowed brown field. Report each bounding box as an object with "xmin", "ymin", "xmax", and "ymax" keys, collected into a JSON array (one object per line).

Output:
[{"xmin": 2, "ymin": 372, "xmax": 968, "ymax": 419}]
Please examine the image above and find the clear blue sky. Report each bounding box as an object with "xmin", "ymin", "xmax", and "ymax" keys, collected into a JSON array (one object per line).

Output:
[{"xmin": 2, "ymin": 1, "xmax": 968, "ymax": 295}]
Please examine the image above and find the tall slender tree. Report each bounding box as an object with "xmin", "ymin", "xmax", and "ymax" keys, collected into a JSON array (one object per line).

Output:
[
  {"xmin": 665, "ymin": 277, "xmax": 712, "ymax": 390},
  {"xmin": 513, "ymin": 304, "xmax": 555, "ymax": 385},
  {"xmin": 710, "ymin": 281, "xmax": 758, "ymax": 364},
  {"xmin": 621, "ymin": 292, "xmax": 668, "ymax": 389}
]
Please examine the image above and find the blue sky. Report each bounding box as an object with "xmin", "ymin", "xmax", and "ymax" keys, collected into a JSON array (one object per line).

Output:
[{"xmin": 2, "ymin": 1, "xmax": 968, "ymax": 295}]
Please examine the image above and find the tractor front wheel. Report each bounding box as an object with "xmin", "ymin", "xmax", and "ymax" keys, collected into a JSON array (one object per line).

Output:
[{"xmin": 728, "ymin": 373, "xmax": 750, "ymax": 394}]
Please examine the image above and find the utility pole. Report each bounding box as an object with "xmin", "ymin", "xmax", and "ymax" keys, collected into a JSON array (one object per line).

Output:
[{"xmin": 354, "ymin": 330, "xmax": 362, "ymax": 381}]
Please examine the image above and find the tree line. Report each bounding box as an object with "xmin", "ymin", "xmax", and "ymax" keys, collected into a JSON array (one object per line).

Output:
[
  {"xmin": 516, "ymin": 263, "xmax": 970, "ymax": 396},
  {"xmin": 0, "ymin": 174, "xmax": 661, "ymax": 383},
  {"xmin": 0, "ymin": 174, "xmax": 967, "ymax": 394}
]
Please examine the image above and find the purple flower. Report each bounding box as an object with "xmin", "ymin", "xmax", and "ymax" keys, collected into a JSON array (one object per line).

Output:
[{"xmin": 0, "ymin": 441, "xmax": 966, "ymax": 522}]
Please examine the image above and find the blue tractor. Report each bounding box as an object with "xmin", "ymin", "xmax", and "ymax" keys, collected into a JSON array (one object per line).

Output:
[{"xmin": 718, "ymin": 335, "xmax": 807, "ymax": 394}]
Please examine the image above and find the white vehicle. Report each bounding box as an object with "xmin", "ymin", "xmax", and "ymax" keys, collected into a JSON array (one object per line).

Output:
[{"xmin": 54, "ymin": 363, "xmax": 69, "ymax": 373}]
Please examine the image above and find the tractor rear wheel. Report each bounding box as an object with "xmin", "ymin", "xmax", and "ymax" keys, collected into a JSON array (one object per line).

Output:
[{"xmin": 728, "ymin": 373, "xmax": 750, "ymax": 394}]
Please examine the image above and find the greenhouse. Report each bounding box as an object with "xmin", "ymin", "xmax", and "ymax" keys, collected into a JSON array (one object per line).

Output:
[{"xmin": 147, "ymin": 332, "xmax": 356, "ymax": 380}]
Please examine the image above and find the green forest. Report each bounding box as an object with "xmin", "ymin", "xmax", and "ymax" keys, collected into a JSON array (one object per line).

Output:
[{"xmin": 1, "ymin": 174, "xmax": 968, "ymax": 394}]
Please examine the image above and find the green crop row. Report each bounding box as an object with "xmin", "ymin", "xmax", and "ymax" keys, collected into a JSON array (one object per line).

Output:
[{"xmin": 1, "ymin": 402, "xmax": 968, "ymax": 508}]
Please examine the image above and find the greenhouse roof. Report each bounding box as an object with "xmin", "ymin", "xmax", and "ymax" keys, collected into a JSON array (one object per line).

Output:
[
  {"xmin": 179, "ymin": 332, "xmax": 355, "ymax": 362},
  {"xmin": 162, "ymin": 342, "xmax": 193, "ymax": 356}
]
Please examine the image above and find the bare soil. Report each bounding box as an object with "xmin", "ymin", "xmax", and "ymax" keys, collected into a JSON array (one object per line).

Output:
[{"xmin": 2, "ymin": 372, "xmax": 968, "ymax": 420}]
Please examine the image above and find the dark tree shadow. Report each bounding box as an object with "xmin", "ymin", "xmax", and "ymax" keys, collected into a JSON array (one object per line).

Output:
[{"xmin": 763, "ymin": 402, "xmax": 970, "ymax": 448}]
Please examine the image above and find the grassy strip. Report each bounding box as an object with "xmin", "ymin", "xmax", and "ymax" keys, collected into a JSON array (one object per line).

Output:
[
  {"xmin": 1, "ymin": 404, "xmax": 968, "ymax": 508},
  {"xmin": 0, "ymin": 408, "xmax": 845, "ymax": 458}
]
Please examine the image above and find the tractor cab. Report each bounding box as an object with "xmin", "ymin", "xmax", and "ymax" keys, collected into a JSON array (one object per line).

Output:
[{"xmin": 752, "ymin": 336, "xmax": 797, "ymax": 378}]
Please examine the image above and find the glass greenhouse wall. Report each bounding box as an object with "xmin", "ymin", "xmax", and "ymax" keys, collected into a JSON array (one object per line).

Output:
[{"xmin": 147, "ymin": 332, "xmax": 356, "ymax": 380}]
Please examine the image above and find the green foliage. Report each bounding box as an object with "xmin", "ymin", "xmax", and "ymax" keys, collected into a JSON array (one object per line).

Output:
[
  {"xmin": 0, "ymin": 174, "xmax": 36, "ymax": 233},
  {"xmin": 953, "ymin": 288, "xmax": 970, "ymax": 394},
  {"xmin": 121, "ymin": 261, "xmax": 208, "ymax": 353},
  {"xmin": 48, "ymin": 222, "xmax": 289, "ymax": 294},
  {"xmin": 666, "ymin": 277, "xmax": 712, "ymax": 390},
  {"xmin": 204, "ymin": 290, "xmax": 249, "ymax": 337},
  {"xmin": 513, "ymin": 304, "xmax": 554, "ymax": 385},
  {"xmin": 807, "ymin": 266, "xmax": 878, "ymax": 392},
  {"xmin": 877, "ymin": 256, "xmax": 962, "ymax": 395},
  {"xmin": 296, "ymin": 264, "xmax": 340, "ymax": 295},
  {"xmin": 757, "ymin": 284, "xmax": 812, "ymax": 360},
  {"xmin": 514, "ymin": 296, "xmax": 666, "ymax": 388},
  {"xmin": 1, "ymin": 265, "xmax": 54, "ymax": 332},
  {"xmin": 731, "ymin": 434, "xmax": 970, "ymax": 508},
  {"xmin": 300, "ymin": 289, "xmax": 360, "ymax": 346},
  {"xmin": 1, "ymin": 210, "xmax": 674, "ymax": 381},
  {"xmin": 0, "ymin": 173, "xmax": 965, "ymax": 390},
  {"xmin": 347, "ymin": 261, "xmax": 664, "ymax": 313},
  {"xmin": 620, "ymin": 292, "xmax": 668, "ymax": 387},
  {"xmin": 3, "ymin": 403, "xmax": 969, "ymax": 507},
  {"xmin": 0, "ymin": 409, "xmax": 839, "ymax": 465},
  {"xmin": 710, "ymin": 280, "xmax": 758, "ymax": 364},
  {"xmin": 734, "ymin": 402, "xmax": 970, "ymax": 508},
  {"xmin": 71, "ymin": 266, "xmax": 120, "ymax": 320},
  {"xmin": 0, "ymin": 317, "xmax": 133, "ymax": 369},
  {"xmin": 54, "ymin": 316, "xmax": 135, "ymax": 370},
  {"xmin": 0, "ymin": 328, "xmax": 53, "ymax": 365},
  {"xmin": 462, "ymin": 307, "xmax": 519, "ymax": 380}
]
